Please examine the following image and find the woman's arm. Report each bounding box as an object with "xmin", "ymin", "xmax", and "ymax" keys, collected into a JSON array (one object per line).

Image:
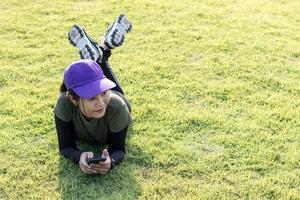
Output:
[
  {"xmin": 54, "ymin": 115, "xmax": 82, "ymax": 163},
  {"xmin": 108, "ymin": 126, "xmax": 128, "ymax": 168}
]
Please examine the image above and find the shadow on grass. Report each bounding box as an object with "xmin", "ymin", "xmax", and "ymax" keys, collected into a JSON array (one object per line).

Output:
[
  {"xmin": 58, "ymin": 125, "xmax": 152, "ymax": 200},
  {"xmin": 58, "ymin": 159, "xmax": 141, "ymax": 200}
]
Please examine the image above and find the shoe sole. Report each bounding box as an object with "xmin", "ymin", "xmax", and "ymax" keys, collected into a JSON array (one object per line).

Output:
[
  {"xmin": 116, "ymin": 14, "xmax": 132, "ymax": 33},
  {"xmin": 106, "ymin": 14, "xmax": 132, "ymax": 34},
  {"xmin": 120, "ymin": 14, "xmax": 132, "ymax": 33},
  {"xmin": 68, "ymin": 25, "xmax": 102, "ymax": 61},
  {"xmin": 104, "ymin": 14, "xmax": 132, "ymax": 49}
]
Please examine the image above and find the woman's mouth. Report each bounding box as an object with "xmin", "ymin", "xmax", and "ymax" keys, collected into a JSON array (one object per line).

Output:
[{"xmin": 95, "ymin": 107, "xmax": 105, "ymax": 112}]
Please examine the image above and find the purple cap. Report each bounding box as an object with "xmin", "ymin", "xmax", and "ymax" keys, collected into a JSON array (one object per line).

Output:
[{"xmin": 64, "ymin": 59, "xmax": 116, "ymax": 99}]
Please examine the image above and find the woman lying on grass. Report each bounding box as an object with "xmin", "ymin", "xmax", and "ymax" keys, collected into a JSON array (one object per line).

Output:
[{"xmin": 53, "ymin": 14, "xmax": 132, "ymax": 175}]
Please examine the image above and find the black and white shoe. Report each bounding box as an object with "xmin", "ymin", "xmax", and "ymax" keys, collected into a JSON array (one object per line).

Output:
[
  {"xmin": 103, "ymin": 14, "xmax": 132, "ymax": 49},
  {"xmin": 68, "ymin": 25, "xmax": 103, "ymax": 61}
]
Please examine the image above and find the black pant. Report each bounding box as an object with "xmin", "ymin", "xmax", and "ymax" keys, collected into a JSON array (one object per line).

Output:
[
  {"xmin": 97, "ymin": 48, "xmax": 131, "ymax": 112},
  {"xmin": 97, "ymin": 48, "xmax": 124, "ymax": 94}
]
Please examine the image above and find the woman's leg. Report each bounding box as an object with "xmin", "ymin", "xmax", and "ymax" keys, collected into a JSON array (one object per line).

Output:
[
  {"xmin": 97, "ymin": 45, "xmax": 131, "ymax": 112},
  {"xmin": 98, "ymin": 46, "xmax": 124, "ymax": 95}
]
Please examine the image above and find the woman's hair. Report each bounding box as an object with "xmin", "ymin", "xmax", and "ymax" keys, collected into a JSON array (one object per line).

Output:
[{"xmin": 60, "ymin": 81, "xmax": 80, "ymax": 102}]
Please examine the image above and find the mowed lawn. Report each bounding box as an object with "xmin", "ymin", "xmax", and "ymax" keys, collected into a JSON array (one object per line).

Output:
[{"xmin": 1, "ymin": 0, "xmax": 300, "ymax": 199}]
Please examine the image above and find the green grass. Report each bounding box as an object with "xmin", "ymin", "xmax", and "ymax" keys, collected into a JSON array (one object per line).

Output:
[{"xmin": 1, "ymin": 0, "xmax": 300, "ymax": 199}]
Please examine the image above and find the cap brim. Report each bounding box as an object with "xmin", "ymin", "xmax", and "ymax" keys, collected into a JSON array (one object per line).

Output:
[{"xmin": 73, "ymin": 78, "xmax": 116, "ymax": 99}]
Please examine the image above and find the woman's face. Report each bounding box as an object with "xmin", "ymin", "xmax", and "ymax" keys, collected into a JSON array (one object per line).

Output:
[{"xmin": 79, "ymin": 90, "xmax": 111, "ymax": 119}]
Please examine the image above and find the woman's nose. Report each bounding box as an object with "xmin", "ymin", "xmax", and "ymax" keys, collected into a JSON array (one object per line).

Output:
[{"xmin": 95, "ymin": 95, "xmax": 105, "ymax": 106}]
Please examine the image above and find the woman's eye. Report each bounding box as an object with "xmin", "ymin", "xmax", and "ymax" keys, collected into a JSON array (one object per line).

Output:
[{"xmin": 88, "ymin": 97, "xmax": 96, "ymax": 101}]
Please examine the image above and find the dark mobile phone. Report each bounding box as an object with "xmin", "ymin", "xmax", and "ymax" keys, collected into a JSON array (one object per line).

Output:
[{"xmin": 87, "ymin": 157, "xmax": 107, "ymax": 165}]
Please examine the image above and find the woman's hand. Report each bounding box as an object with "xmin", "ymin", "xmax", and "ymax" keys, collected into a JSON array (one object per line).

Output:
[
  {"xmin": 79, "ymin": 151, "xmax": 98, "ymax": 174},
  {"xmin": 90, "ymin": 149, "xmax": 112, "ymax": 175}
]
